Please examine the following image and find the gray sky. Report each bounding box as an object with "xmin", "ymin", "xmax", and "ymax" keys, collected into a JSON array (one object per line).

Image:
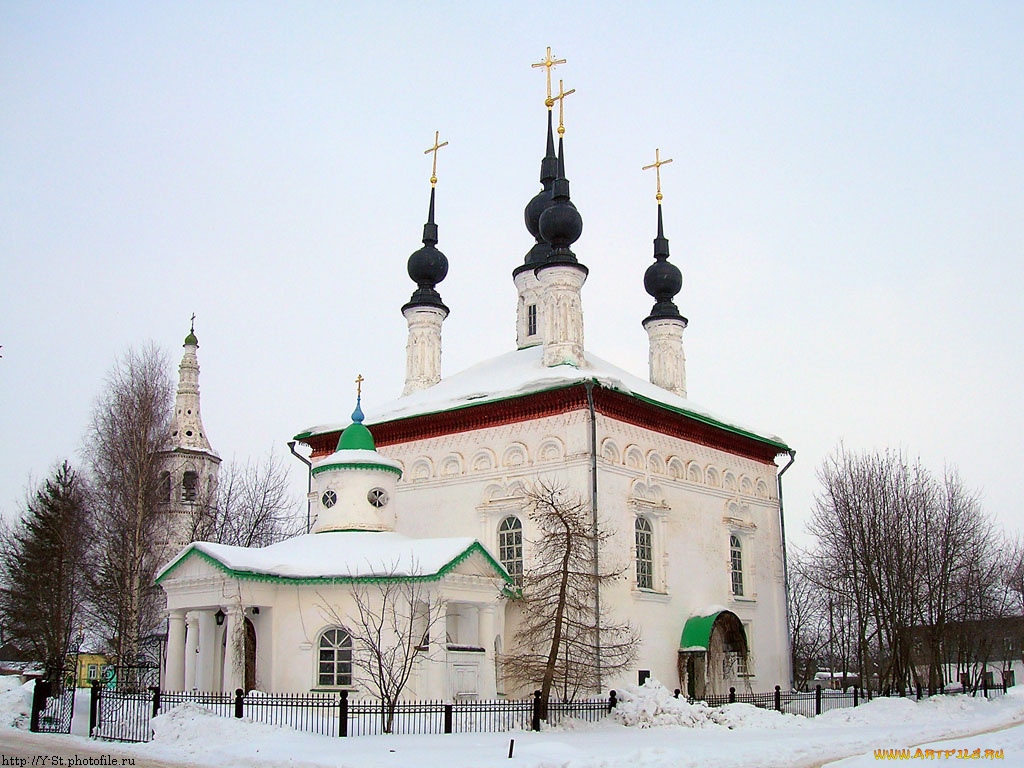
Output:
[{"xmin": 2, "ymin": 2, "xmax": 1022, "ymax": 548}]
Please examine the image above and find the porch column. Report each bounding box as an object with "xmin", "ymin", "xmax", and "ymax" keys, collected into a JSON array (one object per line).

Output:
[
  {"xmin": 197, "ymin": 609, "xmax": 217, "ymax": 691},
  {"xmin": 426, "ymin": 601, "xmax": 447, "ymax": 699},
  {"xmin": 165, "ymin": 610, "xmax": 186, "ymax": 691},
  {"xmin": 222, "ymin": 605, "xmax": 245, "ymax": 693},
  {"xmin": 184, "ymin": 613, "xmax": 199, "ymax": 689},
  {"xmin": 478, "ymin": 604, "xmax": 497, "ymax": 697}
]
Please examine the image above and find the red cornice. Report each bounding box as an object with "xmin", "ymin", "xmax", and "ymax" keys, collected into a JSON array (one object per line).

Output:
[{"xmin": 305, "ymin": 385, "xmax": 781, "ymax": 465}]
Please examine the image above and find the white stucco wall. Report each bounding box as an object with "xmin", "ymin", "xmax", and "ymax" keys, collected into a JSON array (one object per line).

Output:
[{"xmin": 374, "ymin": 403, "xmax": 791, "ymax": 696}]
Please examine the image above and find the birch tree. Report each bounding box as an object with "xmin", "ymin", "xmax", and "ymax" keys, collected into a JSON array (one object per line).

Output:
[{"xmin": 84, "ymin": 344, "xmax": 173, "ymax": 664}]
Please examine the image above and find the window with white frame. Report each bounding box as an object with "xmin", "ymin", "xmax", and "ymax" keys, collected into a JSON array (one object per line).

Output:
[
  {"xmin": 635, "ymin": 517, "xmax": 654, "ymax": 590},
  {"xmin": 498, "ymin": 516, "xmax": 523, "ymax": 585},
  {"xmin": 317, "ymin": 628, "xmax": 353, "ymax": 687},
  {"xmin": 730, "ymin": 535, "xmax": 744, "ymax": 596},
  {"xmin": 527, "ymin": 304, "xmax": 537, "ymax": 336}
]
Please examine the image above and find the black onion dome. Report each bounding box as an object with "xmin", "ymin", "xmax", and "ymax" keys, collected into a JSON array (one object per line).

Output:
[
  {"xmin": 403, "ymin": 187, "xmax": 449, "ymax": 314},
  {"xmin": 515, "ymin": 111, "xmax": 560, "ymax": 276},
  {"xmin": 537, "ymin": 138, "xmax": 585, "ymax": 270},
  {"xmin": 643, "ymin": 206, "xmax": 686, "ymax": 326}
]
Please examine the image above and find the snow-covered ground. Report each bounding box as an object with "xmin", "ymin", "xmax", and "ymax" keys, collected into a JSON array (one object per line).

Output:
[{"xmin": 1, "ymin": 678, "xmax": 1022, "ymax": 767}]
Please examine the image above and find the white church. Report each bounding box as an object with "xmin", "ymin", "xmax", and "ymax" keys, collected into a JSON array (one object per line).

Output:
[{"xmin": 157, "ymin": 54, "xmax": 795, "ymax": 701}]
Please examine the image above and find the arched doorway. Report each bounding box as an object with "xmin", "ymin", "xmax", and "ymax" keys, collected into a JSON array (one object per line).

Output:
[
  {"xmin": 244, "ymin": 618, "xmax": 257, "ymax": 693},
  {"xmin": 678, "ymin": 610, "xmax": 749, "ymax": 699}
]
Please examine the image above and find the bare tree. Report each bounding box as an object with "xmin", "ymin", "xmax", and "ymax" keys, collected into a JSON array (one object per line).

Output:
[
  {"xmin": 787, "ymin": 549, "xmax": 827, "ymax": 690},
  {"xmin": 190, "ymin": 447, "xmax": 302, "ymax": 548},
  {"xmin": 83, "ymin": 344, "xmax": 174, "ymax": 664},
  {"xmin": 503, "ymin": 480, "xmax": 639, "ymax": 703},
  {"xmin": 805, "ymin": 446, "xmax": 1003, "ymax": 693},
  {"xmin": 318, "ymin": 572, "xmax": 445, "ymax": 734},
  {"xmin": 0, "ymin": 461, "xmax": 91, "ymax": 683}
]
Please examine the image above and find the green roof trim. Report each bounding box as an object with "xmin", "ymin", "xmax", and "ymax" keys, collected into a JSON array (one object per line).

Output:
[
  {"xmin": 294, "ymin": 380, "xmax": 789, "ymax": 452},
  {"xmin": 679, "ymin": 611, "xmax": 722, "ymax": 650},
  {"xmin": 311, "ymin": 462, "xmax": 402, "ymax": 477},
  {"xmin": 155, "ymin": 540, "xmax": 513, "ymax": 587}
]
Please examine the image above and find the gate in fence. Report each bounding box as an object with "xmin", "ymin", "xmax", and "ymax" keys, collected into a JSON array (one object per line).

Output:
[{"xmin": 29, "ymin": 673, "xmax": 76, "ymax": 734}]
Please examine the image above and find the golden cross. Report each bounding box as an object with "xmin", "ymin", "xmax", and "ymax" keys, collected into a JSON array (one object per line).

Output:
[
  {"xmin": 553, "ymin": 79, "xmax": 575, "ymax": 136},
  {"xmin": 642, "ymin": 148, "xmax": 674, "ymax": 203},
  {"xmin": 531, "ymin": 46, "xmax": 566, "ymax": 108},
  {"xmin": 355, "ymin": 373, "xmax": 364, "ymax": 399},
  {"xmin": 423, "ymin": 131, "xmax": 448, "ymax": 188}
]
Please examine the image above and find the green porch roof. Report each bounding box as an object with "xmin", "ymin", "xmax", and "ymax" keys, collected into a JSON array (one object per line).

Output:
[{"xmin": 679, "ymin": 611, "xmax": 723, "ymax": 650}]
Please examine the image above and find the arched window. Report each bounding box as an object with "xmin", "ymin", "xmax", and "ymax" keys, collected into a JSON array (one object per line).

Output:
[
  {"xmin": 635, "ymin": 517, "xmax": 654, "ymax": 590},
  {"xmin": 730, "ymin": 535, "xmax": 744, "ymax": 596},
  {"xmin": 182, "ymin": 471, "xmax": 198, "ymax": 502},
  {"xmin": 498, "ymin": 516, "xmax": 523, "ymax": 586},
  {"xmin": 317, "ymin": 628, "xmax": 352, "ymax": 687},
  {"xmin": 159, "ymin": 472, "xmax": 171, "ymax": 503}
]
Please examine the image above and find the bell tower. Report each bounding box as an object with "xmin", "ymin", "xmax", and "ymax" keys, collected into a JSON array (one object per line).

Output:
[{"xmin": 157, "ymin": 317, "xmax": 221, "ymax": 554}]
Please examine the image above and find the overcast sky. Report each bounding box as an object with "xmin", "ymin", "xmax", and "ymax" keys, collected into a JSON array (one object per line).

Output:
[{"xmin": 2, "ymin": 2, "xmax": 1022, "ymax": 548}]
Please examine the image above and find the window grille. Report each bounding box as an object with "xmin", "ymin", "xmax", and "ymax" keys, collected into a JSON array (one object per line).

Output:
[
  {"xmin": 635, "ymin": 517, "xmax": 654, "ymax": 590},
  {"xmin": 498, "ymin": 516, "xmax": 523, "ymax": 586},
  {"xmin": 317, "ymin": 628, "xmax": 352, "ymax": 687},
  {"xmin": 730, "ymin": 535, "xmax": 743, "ymax": 596}
]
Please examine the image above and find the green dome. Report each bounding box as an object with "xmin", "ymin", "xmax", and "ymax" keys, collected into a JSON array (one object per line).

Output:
[
  {"xmin": 337, "ymin": 421, "xmax": 375, "ymax": 451},
  {"xmin": 184, "ymin": 331, "xmax": 199, "ymax": 346}
]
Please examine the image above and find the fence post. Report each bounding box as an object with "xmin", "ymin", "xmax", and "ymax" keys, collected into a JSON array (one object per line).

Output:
[
  {"xmin": 149, "ymin": 685, "xmax": 161, "ymax": 718},
  {"xmin": 774, "ymin": 685, "xmax": 781, "ymax": 712},
  {"xmin": 234, "ymin": 688, "xmax": 244, "ymax": 718},
  {"xmin": 983, "ymin": 674, "xmax": 989, "ymax": 699},
  {"xmin": 608, "ymin": 690, "xmax": 617, "ymax": 712},
  {"xmin": 729, "ymin": 687, "xmax": 736, "ymax": 704},
  {"xmin": 89, "ymin": 680, "xmax": 101, "ymax": 736},
  {"xmin": 814, "ymin": 684, "xmax": 822, "ymax": 716},
  {"xmin": 1003, "ymin": 675, "xmax": 1009, "ymax": 694},
  {"xmin": 338, "ymin": 691, "xmax": 348, "ymax": 737},
  {"xmin": 444, "ymin": 703, "xmax": 453, "ymax": 734},
  {"xmin": 29, "ymin": 678, "xmax": 48, "ymax": 732},
  {"xmin": 531, "ymin": 691, "xmax": 541, "ymax": 732},
  {"xmin": 853, "ymin": 687, "xmax": 858, "ymax": 707},
  {"xmin": 916, "ymin": 684, "xmax": 921, "ymax": 701}
]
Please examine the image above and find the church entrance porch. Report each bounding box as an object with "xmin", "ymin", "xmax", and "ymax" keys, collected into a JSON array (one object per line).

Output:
[
  {"xmin": 678, "ymin": 609, "xmax": 749, "ymax": 699},
  {"xmin": 164, "ymin": 605, "xmax": 266, "ymax": 693}
]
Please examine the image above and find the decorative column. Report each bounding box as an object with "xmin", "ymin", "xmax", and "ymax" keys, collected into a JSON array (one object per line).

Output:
[
  {"xmin": 426, "ymin": 601, "xmax": 447, "ymax": 699},
  {"xmin": 165, "ymin": 610, "xmax": 186, "ymax": 691},
  {"xmin": 477, "ymin": 604, "xmax": 497, "ymax": 698},
  {"xmin": 184, "ymin": 613, "xmax": 199, "ymax": 690},
  {"xmin": 536, "ymin": 264, "xmax": 587, "ymax": 367},
  {"xmin": 402, "ymin": 306, "xmax": 447, "ymax": 395},
  {"xmin": 222, "ymin": 605, "xmax": 245, "ymax": 693},
  {"xmin": 644, "ymin": 317, "xmax": 687, "ymax": 397},
  {"xmin": 197, "ymin": 610, "xmax": 217, "ymax": 691}
]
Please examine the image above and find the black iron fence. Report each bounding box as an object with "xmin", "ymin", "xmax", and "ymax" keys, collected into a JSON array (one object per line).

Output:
[
  {"xmin": 89, "ymin": 686, "xmax": 613, "ymax": 743},
  {"xmin": 28, "ymin": 678, "xmax": 76, "ymax": 734},
  {"xmin": 692, "ymin": 678, "xmax": 1008, "ymax": 717},
  {"xmin": 86, "ymin": 678, "xmax": 1011, "ymax": 744}
]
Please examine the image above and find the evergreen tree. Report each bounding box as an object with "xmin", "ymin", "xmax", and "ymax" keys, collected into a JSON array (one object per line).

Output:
[{"xmin": 0, "ymin": 461, "xmax": 90, "ymax": 682}]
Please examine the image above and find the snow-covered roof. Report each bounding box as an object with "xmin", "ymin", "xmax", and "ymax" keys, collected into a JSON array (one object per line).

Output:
[
  {"xmin": 155, "ymin": 531, "xmax": 510, "ymax": 584},
  {"xmin": 312, "ymin": 448, "xmax": 402, "ymax": 474},
  {"xmin": 297, "ymin": 346, "xmax": 787, "ymax": 449}
]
